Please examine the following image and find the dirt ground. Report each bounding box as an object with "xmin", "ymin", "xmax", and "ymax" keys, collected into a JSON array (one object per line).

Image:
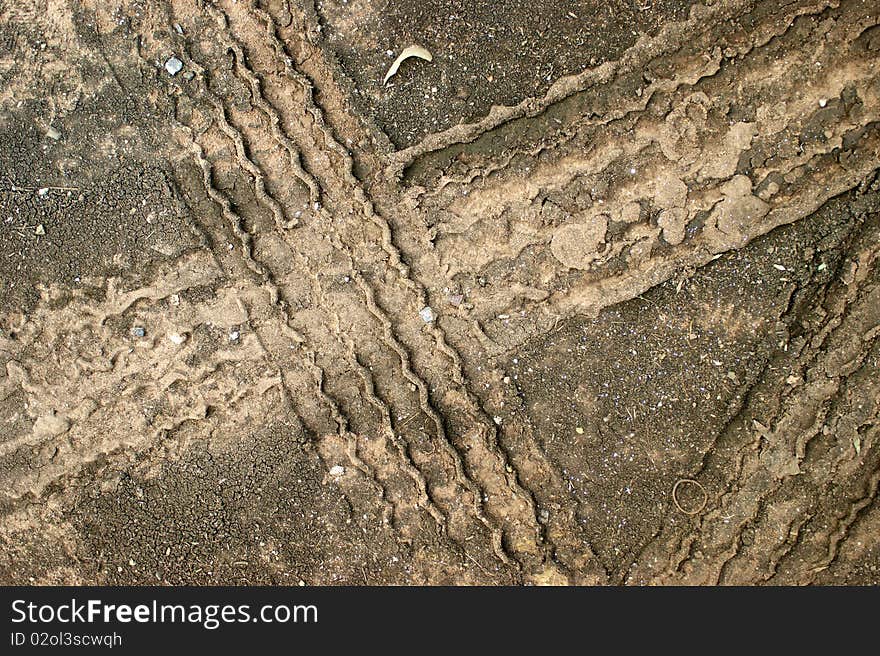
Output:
[{"xmin": 0, "ymin": 0, "xmax": 878, "ymax": 585}]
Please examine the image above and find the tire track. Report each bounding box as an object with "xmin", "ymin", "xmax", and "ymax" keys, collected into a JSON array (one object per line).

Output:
[
  {"xmin": 211, "ymin": 0, "xmax": 553, "ymax": 570},
  {"xmin": 175, "ymin": 68, "xmax": 427, "ymax": 546},
  {"xmin": 626, "ymin": 209, "xmax": 880, "ymax": 584},
  {"xmin": 161, "ymin": 0, "xmax": 522, "ymax": 572},
  {"xmin": 354, "ymin": 270, "xmax": 513, "ymax": 566}
]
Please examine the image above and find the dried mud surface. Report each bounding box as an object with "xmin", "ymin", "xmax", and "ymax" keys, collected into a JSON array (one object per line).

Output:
[{"xmin": 1, "ymin": 0, "xmax": 878, "ymax": 585}]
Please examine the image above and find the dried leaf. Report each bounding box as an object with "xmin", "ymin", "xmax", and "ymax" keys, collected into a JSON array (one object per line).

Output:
[{"xmin": 383, "ymin": 45, "xmax": 433, "ymax": 85}]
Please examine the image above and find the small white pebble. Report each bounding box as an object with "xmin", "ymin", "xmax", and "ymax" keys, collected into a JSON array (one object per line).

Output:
[
  {"xmin": 329, "ymin": 465, "xmax": 345, "ymax": 477},
  {"xmin": 164, "ymin": 56, "xmax": 183, "ymax": 76},
  {"xmin": 168, "ymin": 332, "xmax": 186, "ymax": 345},
  {"xmin": 229, "ymin": 330, "xmax": 240, "ymax": 342},
  {"xmin": 818, "ymin": 98, "xmax": 827, "ymax": 107},
  {"xmin": 419, "ymin": 306, "xmax": 436, "ymax": 323}
]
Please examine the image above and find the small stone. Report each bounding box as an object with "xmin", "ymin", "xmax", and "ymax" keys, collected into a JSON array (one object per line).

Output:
[
  {"xmin": 173, "ymin": 23, "xmax": 184, "ymax": 35},
  {"xmin": 493, "ymin": 416, "xmax": 502, "ymax": 425},
  {"xmin": 168, "ymin": 332, "xmax": 186, "ymax": 345},
  {"xmin": 131, "ymin": 326, "xmax": 146, "ymax": 338},
  {"xmin": 46, "ymin": 126, "xmax": 61, "ymax": 140},
  {"xmin": 164, "ymin": 56, "xmax": 183, "ymax": 76},
  {"xmin": 818, "ymin": 98, "xmax": 827, "ymax": 107},
  {"xmin": 419, "ymin": 306, "xmax": 436, "ymax": 323},
  {"xmin": 229, "ymin": 330, "xmax": 240, "ymax": 342},
  {"xmin": 37, "ymin": 188, "xmax": 48, "ymax": 197},
  {"xmin": 575, "ymin": 427, "xmax": 584, "ymax": 435},
  {"xmin": 447, "ymin": 293, "xmax": 464, "ymax": 306},
  {"xmin": 329, "ymin": 465, "xmax": 345, "ymax": 477},
  {"xmin": 34, "ymin": 224, "xmax": 45, "ymax": 236}
]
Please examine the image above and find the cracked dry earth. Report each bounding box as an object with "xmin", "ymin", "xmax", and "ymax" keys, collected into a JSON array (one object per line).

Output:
[{"xmin": 0, "ymin": 0, "xmax": 878, "ymax": 586}]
